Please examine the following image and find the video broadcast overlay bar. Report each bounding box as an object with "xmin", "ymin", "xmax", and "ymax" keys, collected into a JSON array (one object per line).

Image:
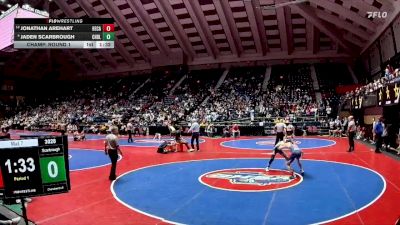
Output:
[
  {"xmin": 14, "ymin": 18, "xmax": 114, "ymax": 24},
  {"xmin": 15, "ymin": 24, "xmax": 110, "ymax": 32},
  {"xmin": 13, "ymin": 41, "xmax": 114, "ymax": 49},
  {"xmin": 14, "ymin": 32, "xmax": 113, "ymax": 41},
  {"xmin": 14, "ymin": 18, "xmax": 114, "ymax": 49}
]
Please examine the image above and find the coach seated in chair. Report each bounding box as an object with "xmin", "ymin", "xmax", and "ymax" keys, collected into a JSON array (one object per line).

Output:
[
  {"xmin": 206, "ymin": 124, "xmax": 215, "ymax": 137},
  {"xmin": 333, "ymin": 125, "xmax": 342, "ymax": 137},
  {"xmin": 0, "ymin": 128, "xmax": 10, "ymax": 140},
  {"xmin": 386, "ymin": 134, "xmax": 400, "ymax": 155},
  {"xmin": 302, "ymin": 123, "xmax": 307, "ymax": 136},
  {"xmin": 133, "ymin": 126, "xmax": 141, "ymax": 137},
  {"xmin": 73, "ymin": 130, "xmax": 86, "ymax": 141},
  {"xmin": 223, "ymin": 125, "xmax": 230, "ymax": 138},
  {"xmin": 231, "ymin": 123, "xmax": 240, "ymax": 138}
]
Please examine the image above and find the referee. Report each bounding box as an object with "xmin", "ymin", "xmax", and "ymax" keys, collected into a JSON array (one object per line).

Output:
[
  {"xmin": 347, "ymin": 116, "xmax": 356, "ymax": 152},
  {"xmin": 274, "ymin": 119, "xmax": 286, "ymax": 145},
  {"xmin": 105, "ymin": 127, "xmax": 123, "ymax": 180},
  {"xmin": 188, "ymin": 119, "xmax": 200, "ymax": 151},
  {"xmin": 127, "ymin": 120, "xmax": 133, "ymax": 143}
]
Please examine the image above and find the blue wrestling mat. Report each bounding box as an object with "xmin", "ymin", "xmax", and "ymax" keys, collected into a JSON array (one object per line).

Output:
[
  {"xmin": 119, "ymin": 137, "xmax": 206, "ymax": 147},
  {"xmin": 68, "ymin": 134, "xmax": 105, "ymax": 141},
  {"xmin": 69, "ymin": 149, "xmax": 121, "ymax": 171},
  {"xmin": 112, "ymin": 158, "xmax": 385, "ymax": 225},
  {"xmin": 16, "ymin": 131, "xmax": 54, "ymax": 136},
  {"xmin": 221, "ymin": 138, "xmax": 336, "ymax": 150}
]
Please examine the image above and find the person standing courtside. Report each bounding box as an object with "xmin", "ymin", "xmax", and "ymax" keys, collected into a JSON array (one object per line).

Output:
[
  {"xmin": 371, "ymin": 117, "xmax": 377, "ymax": 144},
  {"xmin": 286, "ymin": 123, "xmax": 294, "ymax": 139},
  {"xmin": 373, "ymin": 117, "xmax": 384, "ymax": 153},
  {"xmin": 127, "ymin": 120, "xmax": 133, "ymax": 143},
  {"xmin": 105, "ymin": 127, "xmax": 123, "ymax": 180},
  {"xmin": 347, "ymin": 116, "xmax": 356, "ymax": 152},
  {"xmin": 188, "ymin": 119, "xmax": 200, "ymax": 151},
  {"xmin": 168, "ymin": 122, "xmax": 176, "ymax": 137},
  {"xmin": 275, "ymin": 119, "xmax": 286, "ymax": 145}
]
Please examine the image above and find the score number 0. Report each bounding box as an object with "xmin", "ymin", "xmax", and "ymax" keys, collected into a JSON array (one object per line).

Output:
[{"xmin": 102, "ymin": 24, "xmax": 114, "ymax": 32}]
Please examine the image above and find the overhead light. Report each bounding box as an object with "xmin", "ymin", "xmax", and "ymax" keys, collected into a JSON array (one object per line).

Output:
[{"xmin": 7, "ymin": 4, "xmax": 12, "ymax": 7}]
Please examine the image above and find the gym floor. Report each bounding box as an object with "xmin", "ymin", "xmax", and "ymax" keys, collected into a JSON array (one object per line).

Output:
[{"xmin": 11, "ymin": 131, "xmax": 399, "ymax": 225}]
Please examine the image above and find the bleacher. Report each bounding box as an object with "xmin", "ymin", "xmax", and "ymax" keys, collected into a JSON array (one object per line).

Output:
[
  {"xmin": 315, "ymin": 63, "xmax": 353, "ymax": 106},
  {"xmin": 201, "ymin": 66, "xmax": 265, "ymax": 122},
  {"xmin": 174, "ymin": 68, "xmax": 223, "ymax": 112},
  {"xmin": 2, "ymin": 64, "xmax": 345, "ymax": 136},
  {"xmin": 268, "ymin": 64, "xmax": 314, "ymax": 96}
]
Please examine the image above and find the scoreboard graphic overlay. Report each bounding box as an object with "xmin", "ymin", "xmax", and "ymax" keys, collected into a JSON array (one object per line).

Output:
[
  {"xmin": 14, "ymin": 18, "xmax": 115, "ymax": 49},
  {"xmin": 0, "ymin": 136, "xmax": 70, "ymax": 199}
]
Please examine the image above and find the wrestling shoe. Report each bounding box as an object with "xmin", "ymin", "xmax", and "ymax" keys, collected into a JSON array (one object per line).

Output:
[{"xmin": 11, "ymin": 217, "xmax": 21, "ymax": 225}]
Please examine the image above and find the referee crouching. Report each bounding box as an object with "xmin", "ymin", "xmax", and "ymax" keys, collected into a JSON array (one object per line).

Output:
[
  {"xmin": 188, "ymin": 119, "xmax": 200, "ymax": 151},
  {"xmin": 105, "ymin": 127, "xmax": 123, "ymax": 180}
]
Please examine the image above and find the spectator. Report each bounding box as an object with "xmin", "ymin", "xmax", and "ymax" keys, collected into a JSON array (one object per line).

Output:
[{"xmin": 374, "ymin": 117, "xmax": 384, "ymax": 153}]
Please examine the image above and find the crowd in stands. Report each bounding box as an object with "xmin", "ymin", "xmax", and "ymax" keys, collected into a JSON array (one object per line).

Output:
[
  {"xmin": 1, "ymin": 65, "xmax": 341, "ymax": 133},
  {"xmin": 192, "ymin": 65, "xmax": 332, "ymax": 124},
  {"xmin": 193, "ymin": 67, "xmax": 265, "ymax": 122},
  {"xmin": 168, "ymin": 69, "xmax": 221, "ymax": 123},
  {"xmin": 345, "ymin": 65, "xmax": 400, "ymax": 99}
]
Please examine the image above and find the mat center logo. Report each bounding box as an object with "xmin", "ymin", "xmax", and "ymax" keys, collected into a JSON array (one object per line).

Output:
[
  {"xmin": 255, "ymin": 140, "xmax": 275, "ymax": 145},
  {"xmin": 134, "ymin": 139, "xmax": 166, "ymax": 143},
  {"xmin": 199, "ymin": 168, "xmax": 302, "ymax": 192},
  {"xmin": 256, "ymin": 140, "xmax": 301, "ymax": 145}
]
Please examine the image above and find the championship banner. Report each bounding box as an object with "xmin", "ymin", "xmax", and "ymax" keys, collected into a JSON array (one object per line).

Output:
[
  {"xmin": 351, "ymin": 96, "xmax": 363, "ymax": 109},
  {"xmin": 378, "ymin": 83, "xmax": 400, "ymax": 106}
]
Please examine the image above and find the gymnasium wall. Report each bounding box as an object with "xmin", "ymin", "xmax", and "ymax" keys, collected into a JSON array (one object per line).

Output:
[
  {"xmin": 363, "ymin": 107, "xmax": 384, "ymax": 125},
  {"xmin": 369, "ymin": 41, "xmax": 381, "ymax": 75},
  {"xmin": 361, "ymin": 14, "xmax": 400, "ymax": 78},
  {"xmin": 380, "ymin": 28, "xmax": 396, "ymax": 64}
]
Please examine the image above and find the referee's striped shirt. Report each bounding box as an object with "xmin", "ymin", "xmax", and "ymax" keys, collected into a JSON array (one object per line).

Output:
[{"xmin": 189, "ymin": 122, "xmax": 200, "ymax": 133}]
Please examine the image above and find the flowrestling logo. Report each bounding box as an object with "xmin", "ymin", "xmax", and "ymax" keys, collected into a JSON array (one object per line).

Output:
[
  {"xmin": 367, "ymin": 11, "xmax": 388, "ymax": 18},
  {"xmin": 199, "ymin": 168, "xmax": 302, "ymax": 192}
]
